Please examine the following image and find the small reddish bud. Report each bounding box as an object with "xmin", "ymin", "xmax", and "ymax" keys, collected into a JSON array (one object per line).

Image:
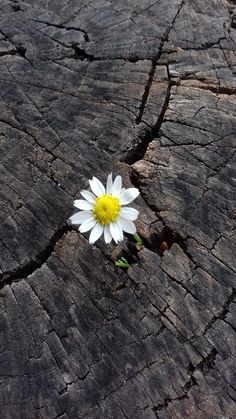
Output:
[{"xmin": 160, "ymin": 241, "xmax": 169, "ymax": 253}]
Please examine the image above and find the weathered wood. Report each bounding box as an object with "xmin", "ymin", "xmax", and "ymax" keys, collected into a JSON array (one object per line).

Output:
[{"xmin": 0, "ymin": 0, "xmax": 236, "ymax": 418}]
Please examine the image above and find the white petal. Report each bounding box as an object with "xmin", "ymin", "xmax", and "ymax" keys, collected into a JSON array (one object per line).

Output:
[
  {"xmin": 89, "ymin": 223, "xmax": 104, "ymax": 244},
  {"xmin": 106, "ymin": 173, "xmax": 113, "ymax": 195},
  {"xmin": 89, "ymin": 177, "xmax": 105, "ymax": 197},
  {"xmin": 79, "ymin": 217, "xmax": 96, "ymax": 233},
  {"xmin": 74, "ymin": 199, "xmax": 94, "ymax": 210},
  {"xmin": 119, "ymin": 188, "xmax": 140, "ymax": 205},
  {"xmin": 120, "ymin": 207, "xmax": 139, "ymax": 221},
  {"xmin": 81, "ymin": 190, "xmax": 96, "ymax": 203},
  {"xmin": 69, "ymin": 211, "xmax": 92, "ymax": 225},
  {"xmin": 110, "ymin": 222, "xmax": 123, "ymax": 243},
  {"xmin": 118, "ymin": 217, "xmax": 136, "ymax": 234},
  {"xmin": 112, "ymin": 175, "xmax": 122, "ymax": 196},
  {"xmin": 104, "ymin": 224, "xmax": 112, "ymax": 244},
  {"xmin": 117, "ymin": 223, "xmax": 124, "ymax": 242}
]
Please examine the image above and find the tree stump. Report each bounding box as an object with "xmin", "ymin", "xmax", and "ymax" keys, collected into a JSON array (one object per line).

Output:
[{"xmin": 0, "ymin": 0, "xmax": 236, "ymax": 418}]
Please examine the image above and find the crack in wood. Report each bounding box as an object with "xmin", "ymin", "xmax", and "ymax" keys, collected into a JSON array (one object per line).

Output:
[
  {"xmin": 0, "ymin": 224, "xmax": 74, "ymax": 289},
  {"xmin": 124, "ymin": 65, "xmax": 171, "ymax": 165},
  {"xmin": 31, "ymin": 19, "xmax": 90, "ymax": 42},
  {"xmin": 135, "ymin": 60, "xmax": 156, "ymax": 125},
  {"xmin": 153, "ymin": 348, "xmax": 218, "ymax": 414},
  {"xmin": 203, "ymin": 288, "xmax": 236, "ymax": 335}
]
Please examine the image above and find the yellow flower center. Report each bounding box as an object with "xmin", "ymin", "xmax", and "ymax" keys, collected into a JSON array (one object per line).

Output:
[{"xmin": 93, "ymin": 194, "xmax": 121, "ymax": 225}]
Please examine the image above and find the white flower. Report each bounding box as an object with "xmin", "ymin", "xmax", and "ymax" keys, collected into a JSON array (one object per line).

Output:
[{"xmin": 69, "ymin": 174, "xmax": 140, "ymax": 244}]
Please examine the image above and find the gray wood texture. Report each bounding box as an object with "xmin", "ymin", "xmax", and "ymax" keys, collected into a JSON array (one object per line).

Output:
[{"xmin": 0, "ymin": 0, "xmax": 236, "ymax": 418}]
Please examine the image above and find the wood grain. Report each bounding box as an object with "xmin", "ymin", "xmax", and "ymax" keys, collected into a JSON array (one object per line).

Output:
[{"xmin": 0, "ymin": 0, "xmax": 236, "ymax": 418}]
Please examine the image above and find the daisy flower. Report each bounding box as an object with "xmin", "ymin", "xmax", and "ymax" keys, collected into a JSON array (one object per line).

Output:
[{"xmin": 69, "ymin": 174, "xmax": 140, "ymax": 244}]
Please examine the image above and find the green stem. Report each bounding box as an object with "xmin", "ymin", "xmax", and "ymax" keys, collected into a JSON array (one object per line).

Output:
[{"xmin": 133, "ymin": 233, "xmax": 143, "ymax": 245}]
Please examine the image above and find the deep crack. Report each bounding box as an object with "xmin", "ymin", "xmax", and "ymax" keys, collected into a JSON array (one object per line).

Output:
[
  {"xmin": 124, "ymin": 64, "xmax": 171, "ymax": 164},
  {"xmin": 0, "ymin": 224, "xmax": 74, "ymax": 289},
  {"xmin": 136, "ymin": 60, "xmax": 156, "ymax": 125},
  {"xmin": 31, "ymin": 19, "xmax": 90, "ymax": 42}
]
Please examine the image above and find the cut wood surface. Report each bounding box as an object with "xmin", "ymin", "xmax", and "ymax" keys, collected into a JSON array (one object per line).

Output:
[{"xmin": 0, "ymin": 0, "xmax": 236, "ymax": 418}]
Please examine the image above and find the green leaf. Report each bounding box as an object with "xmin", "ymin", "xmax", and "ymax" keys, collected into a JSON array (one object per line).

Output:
[{"xmin": 115, "ymin": 257, "xmax": 131, "ymax": 269}]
